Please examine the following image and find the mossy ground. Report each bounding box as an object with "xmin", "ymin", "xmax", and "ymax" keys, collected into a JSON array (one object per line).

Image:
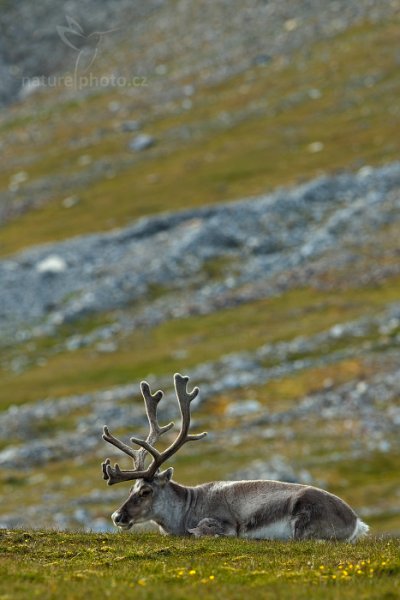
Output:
[{"xmin": 1, "ymin": 531, "xmax": 399, "ymax": 600}]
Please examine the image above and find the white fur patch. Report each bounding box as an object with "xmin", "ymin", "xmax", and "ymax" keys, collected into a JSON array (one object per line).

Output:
[
  {"xmin": 242, "ymin": 518, "xmax": 292, "ymax": 540},
  {"xmin": 347, "ymin": 518, "xmax": 369, "ymax": 542}
]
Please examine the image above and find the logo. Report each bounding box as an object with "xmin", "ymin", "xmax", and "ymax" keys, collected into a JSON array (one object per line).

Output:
[
  {"xmin": 21, "ymin": 16, "xmax": 149, "ymax": 93},
  {"xmin": 57, "ymin": 16, "xmax": 118, "ymax": 83}
]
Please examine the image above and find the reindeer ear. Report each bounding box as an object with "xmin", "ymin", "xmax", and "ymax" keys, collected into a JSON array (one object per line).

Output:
[{"xmin": 157, "ymin": 467, "xmax": 174, "ymax": 483}]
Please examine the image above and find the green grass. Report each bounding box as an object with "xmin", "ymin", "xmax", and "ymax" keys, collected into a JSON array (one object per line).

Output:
[{"xmin": 0, "ymin": 531, "xmax": 399, "ymax": 599}]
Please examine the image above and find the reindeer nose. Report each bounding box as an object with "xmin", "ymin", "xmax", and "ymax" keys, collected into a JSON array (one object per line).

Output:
[{"xmin": 112, "ymin": 511, "xmax": 122, "ymax": 523}]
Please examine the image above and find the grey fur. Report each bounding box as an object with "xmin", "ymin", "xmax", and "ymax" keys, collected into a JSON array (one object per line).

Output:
[
  {"xmin": 188, "ymin": 517, "xmax": 235, "ymax": 537},
  {"xmin": 110, "ymin": 476, "xmax": 368, "ymax": 541}
]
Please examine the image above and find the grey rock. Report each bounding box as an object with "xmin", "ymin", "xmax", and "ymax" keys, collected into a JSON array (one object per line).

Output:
[
  {"xmin": 121, "ymin": 120, "xmax": 141, "ymax": 132},
  {"xmin": 35, "ymin": 255, "xmax": 67, "ymax": 275},
  {"xmin": 225, "ymin": 400, "xmax": 262, "ymax": 417},
  {"xmin": 129, "ymin": 134, "xmax": 156, "ymax": 151}
]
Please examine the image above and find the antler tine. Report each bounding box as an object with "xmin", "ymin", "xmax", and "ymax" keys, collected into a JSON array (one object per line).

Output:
[
  {"xmin": 101, "ymin": 456, "xmax": 153, "ymax": 486},
  {"xmin": 131, "ymin": 381, "xmax": 174, "ymax": 471},
  {"xmin": 160, "ymin": 373, "xmax": 207, "ymax": 457},
  {"xmin": 102, "ymin": 426, "xmax": 139, "ymax": 461},
  {"xmin": 140, "ymin": 381, "xmax": 174, "ymax": 443},
  {"xmin": 129, "ymin": 373, "xmax": 207, "ymax": 480}
]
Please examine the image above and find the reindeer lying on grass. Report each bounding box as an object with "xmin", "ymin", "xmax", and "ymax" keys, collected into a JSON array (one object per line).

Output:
[{"xmin": 102, "ymin": 373, "xmax": 369, "ymax": 541}]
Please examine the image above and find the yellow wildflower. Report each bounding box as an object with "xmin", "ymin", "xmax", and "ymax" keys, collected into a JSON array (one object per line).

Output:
[{"xmin": 189, "ymin": 570, "xmax": 196, "ymax": 576}]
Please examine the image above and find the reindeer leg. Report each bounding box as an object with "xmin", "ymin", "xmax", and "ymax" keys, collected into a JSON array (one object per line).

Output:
[{"xmin": 291, "ymin": 512, "xmax": 312, "ymax": 540}]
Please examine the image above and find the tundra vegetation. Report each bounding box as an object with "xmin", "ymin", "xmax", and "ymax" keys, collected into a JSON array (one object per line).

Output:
[{"xmin": 1, "ymin": 531, "xmax": 399, "ymax": 600}]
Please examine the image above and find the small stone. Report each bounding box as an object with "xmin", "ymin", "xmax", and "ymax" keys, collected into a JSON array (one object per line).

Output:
[
  {"xmin": 78, "ymin": 154, "xmax": 92, "ymax": 166},
  {"xmin": 129, "ymin": 134, "xmax": 156, "ymax": 151},
  {"xmin": 96, "ymin": 341, "xmax": 117, "ymax": 353},
  {"xmin": 108, "ymin": 101, "xmax": 121, "ymax": 113},
  {"xmin": 330, "ymin": 324, "xmax": 344, "ymax": 338},
  {"xmin": 155, "ymin": 64, "xmax": 167, "ymax": 75},
  {"xmin": 226, "ymin": 400, "xmax": 262, "ymax": 417},
  {"xmin": 36, "ymin": 255, "xmax": 67, "ymax": 275},
  {"xmin": 308, "ymin": 88, "xmax": 322, "ymax": 99},
  {"xmin": 307, "ymin": 141, "xmax": 324, "ymax": 153},
  {"xmin": 253, "ymin": 54, "xmax": 271, "ymax": 66},
  {"xmin": 284, "ymin": 18, "xmax": 298, "ymax": 32},
  {"xmin": 356, "ymin": 381, "xmax": 368, "ymax": 394},
  {"xmin": 183, "ymin": 84, "xmax": 194, "ymax": 96},
  {"xmin": 62, "ymin": 195, "xmax": 80, "ymax": 208},
  {"xmin": 121, "ymin": 120, "xmax": 140, "ymax": 132},
  {"xmin": 66, "ymin": 336, "xmax": 84, "ymax": 351},
  {"xmin": 8, "ymin": 170, "xmax": 29, "ymax": 192},
  {"xmin": 358, "ymin": 165, "xmax": 374, "ymax": 178},
  {"xmin": 182, "ymin": 98, "xmax": 192, "ymax": 110},
  {"xmin": 378, "ymin": 440, "xmax": 391, "ymax": 452}
]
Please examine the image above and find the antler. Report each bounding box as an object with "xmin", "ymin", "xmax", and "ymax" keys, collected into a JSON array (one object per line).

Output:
[
  {"xmin": 102, "ymin": 380, "xmax": 174, "ymax": 484},
  {"xmin": 102, "ymin": 373, "xmax": 207, "ymax": 485}
]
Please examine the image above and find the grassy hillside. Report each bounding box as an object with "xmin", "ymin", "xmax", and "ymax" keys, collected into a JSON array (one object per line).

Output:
[
  {"xmin": 1, "ymin": 531, "xmax": 399, "ymax": 600},
  {"xmin": 3, "ymin": 279, "xmax": 400, "ymax": 408},
  {"xmin": 1, "ymin": 18, "xmax": 400, "ymax": 255}
]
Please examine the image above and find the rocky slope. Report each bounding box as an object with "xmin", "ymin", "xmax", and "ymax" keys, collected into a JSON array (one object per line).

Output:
[
  {"xmin": 1, "ymin": 0, "xmax": 397, "ymax": 106},
  {"xmin": 1, "ymin": 162, "xmax": 399, "ymax": 344}
]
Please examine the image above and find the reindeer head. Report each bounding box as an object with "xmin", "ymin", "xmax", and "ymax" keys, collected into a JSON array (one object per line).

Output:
[
  {"xmin": 102, "ymin": 373, "xmax": 207, "ymax": 530},
  {"xmin": 110, "ymin": 468, "xmax": 174, "ymax": 529}
]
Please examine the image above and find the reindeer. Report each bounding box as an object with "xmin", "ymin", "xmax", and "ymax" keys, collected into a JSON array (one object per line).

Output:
[{"xmin": 102, "ymin": 373, "xmax": 369, "ymax": 541}]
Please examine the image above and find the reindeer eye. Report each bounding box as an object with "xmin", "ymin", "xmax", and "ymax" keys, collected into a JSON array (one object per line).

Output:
[{"xmin": 140, "ymin": 488, "xmax": 152, "ymax": 497}]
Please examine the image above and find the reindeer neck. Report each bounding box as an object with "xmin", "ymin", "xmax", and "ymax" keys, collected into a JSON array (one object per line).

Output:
[{"xmin": 152, "ymin": 480, "xmax": 193, "ymax": 535}]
